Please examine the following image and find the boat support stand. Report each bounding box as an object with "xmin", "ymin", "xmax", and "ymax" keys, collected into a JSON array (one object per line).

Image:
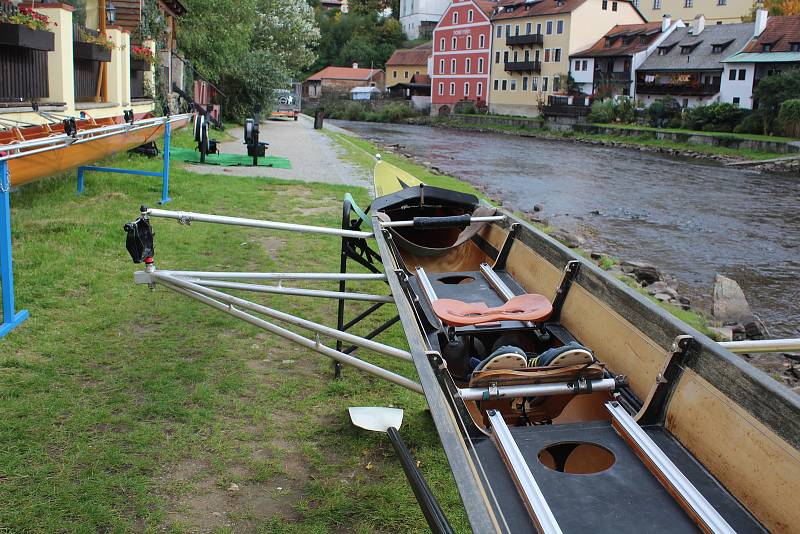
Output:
[
  {"xmin": 77, "ymin": 121, "xmax": 174, "ymax": 205},
  {"xmin": 0, "ymin": 160, "xmax": 29, "ymax": 337}
]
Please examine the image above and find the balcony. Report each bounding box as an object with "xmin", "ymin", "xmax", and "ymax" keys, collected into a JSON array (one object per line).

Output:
[
  {"xmin": 504, "ymin": 60, "xmax": 541, "ymax": 73},
  {"xmin": 542, "ymin": 94, "xmax": 592, "ymax": 117},
  {"xmin": 594, "ymin": 70, "xmax": 632, "ymax": 83},
  {"xmin": 506, "ymin": 33, "xmax": 544, "ymax": 47},
  {"xmin": 636, "ymin": 82, "xmax": 721, "ymax": 96}
]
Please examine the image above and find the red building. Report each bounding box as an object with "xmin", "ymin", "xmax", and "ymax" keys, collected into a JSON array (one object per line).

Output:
[{"xmin": 431, "ymin": 0, "xmax": 496, "ymax": 115}]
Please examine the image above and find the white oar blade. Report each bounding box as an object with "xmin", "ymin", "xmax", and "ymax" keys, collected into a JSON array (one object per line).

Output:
[{"xmin": 349, "ymin": 407, "xmax": 404, "ymax": 433}]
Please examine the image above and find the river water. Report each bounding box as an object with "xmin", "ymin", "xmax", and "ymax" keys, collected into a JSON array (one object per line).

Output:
[{"xmin": 332, "ymin": 120, "xmax": 799, "ymax": 337}]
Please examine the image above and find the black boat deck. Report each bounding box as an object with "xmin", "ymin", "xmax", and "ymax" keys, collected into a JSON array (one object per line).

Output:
[{"xmin": 472, "ymin": 421, "xmax": 765, "ymax": 533}]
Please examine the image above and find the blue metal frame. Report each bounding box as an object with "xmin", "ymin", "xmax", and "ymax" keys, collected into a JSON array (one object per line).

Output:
[
  {"xmin": 76, "ymin": 121, "xmax": 173, "ymax": 205},
  {"xmin": 0, "ymin": 160, "xmax": 30, "ymax": 337}
]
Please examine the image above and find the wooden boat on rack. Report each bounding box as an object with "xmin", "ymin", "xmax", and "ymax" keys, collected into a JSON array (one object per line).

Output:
[
  {"xmin": 125, "ymin": 157, "xmax": 800, "ymax": 534},
  {"xmin": 0, "ymin": 113, "xmax": 191, "ymax": 187}
]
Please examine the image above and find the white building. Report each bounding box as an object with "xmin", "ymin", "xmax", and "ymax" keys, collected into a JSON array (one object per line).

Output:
[{"xmin": 399, "ymin": 0, "xmax": 451, "ymax": 39}]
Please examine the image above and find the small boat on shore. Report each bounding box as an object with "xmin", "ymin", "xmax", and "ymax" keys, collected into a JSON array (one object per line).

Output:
[
  {"xmin": 125, "ymin": 156, "xmax": 799, "ymax": 533},
  {"xmin": 0, "ymin": 113, "xmax": 191, "ymax": 187}
]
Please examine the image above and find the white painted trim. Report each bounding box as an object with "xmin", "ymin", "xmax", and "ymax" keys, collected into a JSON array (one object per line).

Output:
[
  {"xmin": 430, "ymin": 74, "xmax": 492, "ymax": 79},
  {"xmin": 432, "ymin": 48, "xmax": 491, "ymax": 56},
  {"xmin": 434, "ymin": 21, "xmax": 491, "ymax": 32}
]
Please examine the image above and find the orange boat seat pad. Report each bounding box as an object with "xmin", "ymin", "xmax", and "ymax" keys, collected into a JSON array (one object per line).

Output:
[{"xmin": 432, "ymin": 293, "xmax": 553, "ymax": 326}]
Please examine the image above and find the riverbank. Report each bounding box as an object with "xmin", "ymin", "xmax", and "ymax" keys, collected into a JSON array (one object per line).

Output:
[{"xmin": 322, "ymin": 124, "xmax": 800, "ymax": 390}]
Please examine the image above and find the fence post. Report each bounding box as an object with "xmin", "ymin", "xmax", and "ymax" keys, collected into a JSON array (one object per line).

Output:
[{"xmin": 0, "ymin": 160, "xmax": 29, "ymax": 337}]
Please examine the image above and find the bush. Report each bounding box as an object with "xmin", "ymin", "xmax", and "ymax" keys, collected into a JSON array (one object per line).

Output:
[
  {"xmin": 341, "ymin": 101, "xmax": 368, "ymax": 121},
  {"xmin": 588, "ymin": 99, "xmax": 616, "ymax": 123},
  {"xmin": 647, "ymin": 98, "xmax": 681, "ymax": 127},
  {"xmin": 778, "ymin": 99, "xmax": 800, "ymax": 138},
  {"xmin": 617, "ymin": 97, "xmax": 635, "ymax": 124},
  {"xmin": 752, "ymin": 69, "xmax": 800, "ymax": 134},
  {"xmin": 375, "ymin": 101, "xmax": 416, "ymax": 122},
  {"xmin": 681, "ymin": 103, "xmax": 745, "ymax": 132},
  {"xmin": 733, "ymin": 112, "xmax": 764, "ymax": 134}
]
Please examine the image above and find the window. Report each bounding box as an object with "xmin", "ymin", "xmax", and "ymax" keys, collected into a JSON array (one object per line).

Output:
[
  {"xmin": 602, "ymin": 0, "xmax": 608, "ymax": 8},
  {"xmin": 718, "ymin": 0, "xmax": 726, "ymax": 4},
  {"xmin": 496, "ymin": 25, "xmax": 502, "ymax": 38},
  {"xmin": 495, "ymin": 51, "xmax": 501, "ymax": 63},
  {"xmin": 553, "ymin": 76, "xmax": 561, "ymax": 92},
  {"xmin": 515, "ymin": 25, "xmax": 520, "ymax": 36},
  {"xmin": 416, "ymin": 70, "xmax": 420, "ymax": 75},
  {"xmin": 542, "ymin": 76, "xmax": 548, "ymax": 92},
  {"xmin": 682, "ymin": 98, "xmax": 689, "ymax": 108},
  {"xmin": 468, "ymin": 9, "xmax": 473, "ymax": 22},
  {"xmin": 791, "ymin": 42, "xmax": 800, "ymax": 52},
  {"xmin": 494, "ymin": 79, "xmax": 499, "ymax": 90},
  {"xmin": 612, "ymin": 1, "xmax": 618, "ymax": 10},
  {"xmin": 738, "ymin": 69, "xmax": 746, "ymax": 80},
  {"xmin": 505, "ymin": 24, "xmax": 510, "ymax": 36},
  {"xmin": 393, "ymin": 71, "xmax": 397, "ymax": 79},
  {"xmin": 544, "ymin": 48, "xmax": 551, "ymax": 62},
  {"xmin": 404, "ymin": 70, "xmax": 409, "ymax": 78},
  {"xmin": 510, "ymin": 79, "xmax": 517, "ymax": 90},
  {"xmin": 452, "ymin": 37, "xmax": 457, "ymax": 50},
  {"xmin": 467, "ymin": 36, "xmax": 472, "ymax": 49},
  {"xmin": 439, "ymin": 59, "xmax": 445, "ymax": 73},
  {"xmin": 582, "ymin": 59, "xmax": 588, "ymax": 70},
  {"xmin": 453, "ymin": 12, "xmax": 458, "ymax": 24},
  {"xmin": 524, "ymin": 49, "xmax": 530, "ymax": 61},
  {"xmin": 574, "ymin": 60, "xmax": 580, "ymax": 71},
  {"xmin": 733, "ymin": 97, "xmax": 740, "ymax": 106},
  {"xmin": 557, "ymin": 20, "xmax": 564, "ymax": 34},
  {"xmin": 451, "ymin": 58, "xmax": 457, "ymax": 73},
  {"xmin": 440, "ymin": 38, "xmax": 445, "ymax": 51},
  {"xmin": 450, "ymin": 82, "xmax": 456, "ymax": 95},
  {"xmin": 762, "ymin": 44, "xmax": 771, "ymax": 52},
  {"xmin": 632, "ymin": 0, "xmax": 639, "ymax": 5},
  {"xmin": 478, "ymin": 57, "xmax": 484, "ymax": 73},
  {"xmin": 653, "ymin": 0, "xmax": 661, "ymax": 8},
  {"xmin": 657, "ymin": 46, "xmax": 668, "ymax": 56},
  {"xmin": 503, "ymin": 51, "xmax": 509, "ymax": 62},
  {"xmin": 466, "ymin": 58, "xmax": 471, "ymax": 73},
  {"xmin": 477, "ymin": 82, "xmax": 483, "ymax": 96},
  {"xmin": 501, "ymin": 79, "xmax": 507, "ymax": 90},
  {"xmin": 523, "ymin": 76, "xmax": 528, "ymax": 90},
  {"xmin": 438, "ymin": 82, "xmax": 444, "ymax": 95},
  {"xmin": 513, "ymin": 50, "xmax": 518, "ymax": 61},
  {"xmin": 680, "ymin": 45, "xmax": 694, "ymax": 55},
  {"xmin": 464, "ymin": 82, "xmax": 470, "ymax": 95},
  {"xmin": 554, "ymin": 48, "xmax": 562, "ymax": 62},
  {"xmin": 526, "ymin": 22, "xmax": 532, "ymax": 34},
  {"xmin": 729, "ymin": 69, "xmax": 736, "ymax": 81},
  {"xmin": 546, "ymin": 21, "xmax": 553, "ymax": 34},
  {"xmin": 535, "ymin": 49, "xmax": 541, "ymax": 62},
  {"xmin": 532, "ymin": 76, "xmax": 538, "ymax": 90},
  {"xmin": 684, "ymin": 0, "xmax": 692, "ymax": 7},
  {"xmin": 536, "ymin": 23, "xmax": 542, "ymax": 34},
  {"xmin": 479, "ymin": 35, "xmax": 485, "ymax": 48}
]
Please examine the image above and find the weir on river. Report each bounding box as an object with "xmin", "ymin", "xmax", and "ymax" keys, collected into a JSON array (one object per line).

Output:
[{"xmin": 332, "ymin": 120, "xmax": 800, "ymax": 338}]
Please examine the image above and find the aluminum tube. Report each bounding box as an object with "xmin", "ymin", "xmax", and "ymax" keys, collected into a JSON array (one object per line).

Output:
[
  {"xmin": 380, "ymin": 216, "xmax": 506, "ymax": 228},
  {"xmin": 156, "ymin": 273, "xmax": 412, "ymax": 362},
  {"xmin": 457, "ymin": 378, "xmax": 618, "ymax": 401},
  {"xmin": 159, "ymin": 279, "xmax": 423, "ymax": 393},
  {"xmin": 191, "ymin": 279, "xmax": 394, "ymax": 303},
  {"xmin": 479, "ymin": 262, "xmax": 515, "ymax": 301},
  {"xmin": 488, "ymin": 411, "xmax": 563, "ymax": 534},
  {"xmin": 719, "ymin": 338, "xmax": 800, "ymax": 353},
  {"xmin": 160, "ymin": 270, "xmax": 387, "ymax": 281},
  {"xmin": 606, "ymin": 401, "xmax": 735, "ymax": 534},
  {"xmin": 145, "ymin": 208, "xmax": 374, "ymax": 239}
]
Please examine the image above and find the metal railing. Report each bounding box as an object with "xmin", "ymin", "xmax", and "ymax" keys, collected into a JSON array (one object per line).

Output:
[
  {"xmin": 504, "ymin": 60, "xmax": 541, "ymax": 73},
  {"xmin": 506, "ymin": 33, "xmax": 544, "ymax": 46},
  {"xmin": 636, "ymin": 82, "xmax": 720, "ymax": 96}
]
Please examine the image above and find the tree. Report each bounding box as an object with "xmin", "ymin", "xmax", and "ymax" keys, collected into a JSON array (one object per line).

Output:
[
  {"xmin": 178, "ymin": 0, "xmax": 319, "ymax": 119},
  {"xmin": 752, "ymin": 69, "xmax": 800, "ymax": 133}
]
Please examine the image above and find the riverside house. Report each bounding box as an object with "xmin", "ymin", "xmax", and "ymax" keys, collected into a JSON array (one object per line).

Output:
[
  {"xmin": 430, "ymin": 0, "xmax": 496, "ymax": 115},
  {"xmin": 385, "ymin": 44, "xmax": 432, "ymax": 89},
  {"xmin": 636, "ymin": 0, "xmax": 753, "ymax": 26},
  {"xmin": 570, "ymin": 16, "xmax": 684, "ymax": 99},
  {"xmin": 302, "ymin": 65, "xmax": 385, "ymax": 99},
  {"xmin": 0, "ymin": 0, "xmax": 186, "ymax": 126},
  {"xmin": 636, "ymin": 15, "xmax": 754, "ymax": 108},
  {"xmin": 488, "ymin": 0, "xmax": 645, "ymax": 117},
  {"xmin": 721, "ymin": 12, "xmax": 800, "ymax": 109}
]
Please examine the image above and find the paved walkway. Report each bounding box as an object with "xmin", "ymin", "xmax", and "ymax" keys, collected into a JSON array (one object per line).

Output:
[{"xmin": 184, "ymin": 115, "xmax": 369, "ymax": 187}]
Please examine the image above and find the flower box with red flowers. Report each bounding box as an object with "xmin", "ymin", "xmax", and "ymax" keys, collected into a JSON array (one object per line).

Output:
[
  {"xmin": 130, "ymin": 46, "xmax": 156, "ymax": 71},
  {"xmin": 0, "ymin": 7, "xmax": 56, "ymax": 51}
]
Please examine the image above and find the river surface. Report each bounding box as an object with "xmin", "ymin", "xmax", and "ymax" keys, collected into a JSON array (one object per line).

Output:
[{"xmin": 332, "ymin": 120, "xmax": 799, "ymax": 337}]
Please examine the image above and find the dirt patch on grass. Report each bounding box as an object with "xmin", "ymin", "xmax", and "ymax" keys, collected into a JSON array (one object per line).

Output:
[{"xmin": 291, "ymin": 205, "xmax": 338, "ymax": 217}]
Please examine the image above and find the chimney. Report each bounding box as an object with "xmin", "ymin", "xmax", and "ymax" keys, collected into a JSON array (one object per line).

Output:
[
  {"xmin": 352, "ymin": 62, "xmax": 359, "ymax": 69},
  {"xmin": 692, "ymin": 14, "xmax": 705, "ymax": 36},
  {"xmin": 754, "ymin": 9, "xmax": 768, "ymax": 37},
  {"xmin": 662, "ymin": 14, "xmax": 671, "ymax": 33}
]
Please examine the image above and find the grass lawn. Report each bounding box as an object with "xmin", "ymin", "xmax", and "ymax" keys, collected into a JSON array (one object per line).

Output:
[
  {"xmin": 0, "ymin": 126, "xmax": 469, "ymax": 532},
  {"xmin": 593, "ymin": 123, "xmax": 799, "ymax": 143}
]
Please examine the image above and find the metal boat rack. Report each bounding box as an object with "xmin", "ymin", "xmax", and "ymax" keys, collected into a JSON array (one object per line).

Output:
[{"xmin": 0, "ymin": 113, "xmax": 191, "ymax": 337}]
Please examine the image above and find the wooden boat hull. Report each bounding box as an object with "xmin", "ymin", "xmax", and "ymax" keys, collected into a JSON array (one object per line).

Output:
[
  {"xmin": 2, "ymin": 116, "xmax": 190, "ymax": 187},
  {"xmin": 368, "ymin": 163, "xmax": 800, "ymax": 533}
]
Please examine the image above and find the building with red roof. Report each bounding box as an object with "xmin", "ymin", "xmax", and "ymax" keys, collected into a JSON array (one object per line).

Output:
[
  {"xmin": 386, "ymin": 44, "xmax": 433, "ymax": 88},
  {"xmin": 302, "ymin": 65, "xmax": 385, "ymax": 99},
  {"xmin": 570, "ymin": 16, "xmax": 684, "ymax": 99},
  {"xmin": 431, "ymin": 0, "xmax": 497, "ymax": 115},
  {"xmin": 721, "ymin": 12, "xmax": 800, "ymax": 109}
]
